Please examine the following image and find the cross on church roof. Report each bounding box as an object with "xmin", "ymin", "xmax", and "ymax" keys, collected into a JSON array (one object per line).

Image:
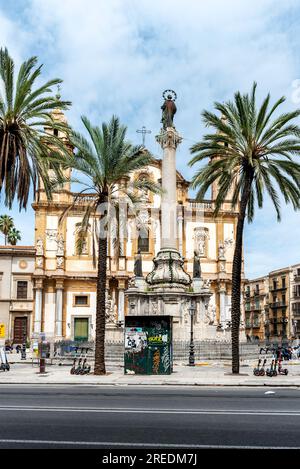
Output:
[{"xmin": 136, "ymin": 126, "xmax": 152, "ymax": 146}]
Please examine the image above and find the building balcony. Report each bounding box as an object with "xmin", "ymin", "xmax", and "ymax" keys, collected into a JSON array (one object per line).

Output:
[
  {"xmin": 270, "ymin": 302, "xmax": 287, "ymax": 309},
  {"xmin": 187, "ymin": 200, "xmax": 214, "ymax": 211},
  {"xmin": 269, "ymin": 286, "xmax": 287, "ymax": 292}
]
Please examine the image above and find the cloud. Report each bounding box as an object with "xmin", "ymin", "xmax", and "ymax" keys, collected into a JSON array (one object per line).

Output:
[{"xmin": 1, "ymin": 0, "xmax": 300, "ymax": 277}]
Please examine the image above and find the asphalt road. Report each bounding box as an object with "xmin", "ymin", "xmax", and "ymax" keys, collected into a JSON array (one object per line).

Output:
[{"xmin": 1, "ymin": 385, "xmax": 300, "ymax": 448}]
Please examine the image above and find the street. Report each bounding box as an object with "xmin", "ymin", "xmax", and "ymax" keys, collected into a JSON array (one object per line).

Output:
[{"xmin": 1, "ymin": 386, "xmax": 300, "ymax": 448}]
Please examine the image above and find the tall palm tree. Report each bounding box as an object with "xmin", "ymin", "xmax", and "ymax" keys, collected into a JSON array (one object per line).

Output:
[
  {"xmin": 0, "ymin": 47, "xmax": 71, "ymax": 210},
  {"xmin": 7, "ymin": 227, "xmax": 21, "ymax": 245},
  {"xmin": 0, "ymin": 214, "xmax": 14, "ymax": 245},
  {"xmin": 189, "ymin": 83, "xmax": 300, "ymax": 374},
  {"xmin": 62, "ymin": 115, "xmax": 160, "ymax": 375}
]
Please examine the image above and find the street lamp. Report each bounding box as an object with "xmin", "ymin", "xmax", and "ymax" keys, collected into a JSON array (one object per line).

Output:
[
  {"xmin": 21, "ymin": 321, "xmax": 27, "ymax": 360},
  {"xmin": 188, "ymin": 302, "xmax": 196, "ymax": 367}
]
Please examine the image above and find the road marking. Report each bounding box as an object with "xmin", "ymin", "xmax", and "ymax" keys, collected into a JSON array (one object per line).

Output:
[
  {"xmin": 265, "ymin": 391, "xmax": 275, "ymax": 394},
  {"xmin": 0, "ymin": 439, "xmax": 299, "ymax": 449},
  {"xmin": 0, "ymin": 406, "xmax": 300, "ymax": 416}
]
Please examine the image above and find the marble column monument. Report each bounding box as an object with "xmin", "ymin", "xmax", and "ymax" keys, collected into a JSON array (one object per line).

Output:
[{"xmin": 126, "ymin": 90, "xmax": 212, "ymax": 341}]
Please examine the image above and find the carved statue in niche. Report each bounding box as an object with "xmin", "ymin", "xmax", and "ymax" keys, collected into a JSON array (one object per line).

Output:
[
  {"xmin": 194, "ymin": 227, "xmax": 209, "ymax": 257},
  {"xmin": 56, "ymin": 234, "xmax": 64, "ymax": 256},
  {"xmin": 207, "ymin": 304, "xmax": 216, "ymax": 325},
  {"xmin": 105, "ymin": 294, "xmax": 115, "ymax": 324},
  {"xmin": 218, "ymin": 242, "xmax": 226, "ymax": 260},
  {"xmin": 36, "ymin": 238, "xmax": 44, "ymax": 256}
]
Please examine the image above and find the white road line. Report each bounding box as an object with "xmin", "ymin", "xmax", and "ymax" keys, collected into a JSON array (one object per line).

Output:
[
  {"xmin": 0, "ymin": 439, "xmax": 299, "ymax": 449},
  {"xmin": 0, "ymin": 406, "xmax": 300, "ymax": 416}
]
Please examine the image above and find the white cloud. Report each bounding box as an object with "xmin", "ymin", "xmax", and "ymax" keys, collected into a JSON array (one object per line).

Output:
[{"xmin": 1, "ymin": 0, "xmax": 300, "ymax": 277}]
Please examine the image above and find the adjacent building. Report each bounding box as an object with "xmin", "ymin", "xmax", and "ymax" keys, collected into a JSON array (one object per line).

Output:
[
  {"xmin": 245, "ymin": 264, "xmax": 300, "ymax": 343},
  {"xmin": 245, "ymin": 276, "xmax": 268, "ymax": 341},
  {"xmin": 0, "ymin": 246, "xmax": 35, "ymax": 343}
]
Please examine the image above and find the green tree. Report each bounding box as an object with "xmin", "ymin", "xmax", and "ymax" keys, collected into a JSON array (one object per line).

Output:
[
  {"xmin": 0, "ymin": 47, "xmax": 71, "ymax": 210},
  {"xmin": 62, "ymin": 115, "xmax": 160, "ymax": 375},
  {"xmin": 0, "ymin": 214, "xmax": 14, "ymax": 245},
  {"xmin": 7, "ymin": 227, "xmax": 21, "ymax": 245},
  {"xmin": 189, "ymin": 83, "xmax": 300, "ymax": 374}
]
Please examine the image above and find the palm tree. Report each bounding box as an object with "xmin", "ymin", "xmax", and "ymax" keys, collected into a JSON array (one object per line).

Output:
[
  {"xmin": 189, "ymin": 83, "xmax": 300, "ymax": 374},
  {"xmin": 0, "ymin": 214, "xmax": 14, "ymax": 244},
  {"xmin": 0, "ymin": 47, "xmax": 71, "ymax": 210},
  {"xmin": 7, "ymin": 227, "xmax": 21, "ymax": 245},
  {"xmin": 62, "ymin": 115, "xmax": 160, "ymax": 375}
]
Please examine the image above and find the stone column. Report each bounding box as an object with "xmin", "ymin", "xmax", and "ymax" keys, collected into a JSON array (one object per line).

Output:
[
  {"xmin": 118, "ymin": 279, "xmax": 126, "ymax": 324},
  {"xmin": 146, "ymin": 128, "xmax": 191, "ymax": 291},
  {"xmin": 219, "ymin": 285, "xmax": 226, "ymax": 325},
  {"xmin": 34, "ymin": 279, "xmax": 43, "ymax": 334},
  {"xmin": 178, "ymin": 208, "xmax": 183, "ymax": 255},
  {"xmin": 158, "ymin": 128, "xmax": 182, "ymax": 249},
  {"xmin": 55, "ymin": 280, "xmax": 64, "ymax": 338}
]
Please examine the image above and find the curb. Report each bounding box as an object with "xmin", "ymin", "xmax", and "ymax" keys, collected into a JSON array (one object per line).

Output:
[{"xmin": 0, "ymin": 381, "xmax": 300, "ymax": 387}]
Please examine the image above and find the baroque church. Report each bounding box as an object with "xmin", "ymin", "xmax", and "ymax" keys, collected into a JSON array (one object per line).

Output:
[{"xmin": 31, "ymin": 108, "xmax": 245, "ymax": 344}]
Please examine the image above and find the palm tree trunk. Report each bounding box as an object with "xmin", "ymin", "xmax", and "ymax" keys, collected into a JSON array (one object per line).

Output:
[
  {"xmin": 231, "ymin": 172, "xmax": 253, "ymax": 374},
  {"xmin": 94, "ymin": 194, "xmax": 108, "ymax": 375}
]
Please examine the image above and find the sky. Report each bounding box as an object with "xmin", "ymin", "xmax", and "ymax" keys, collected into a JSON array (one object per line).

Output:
[{"xmin": 0, "ymin": 0, "xmax": 300, "ymax": 278}]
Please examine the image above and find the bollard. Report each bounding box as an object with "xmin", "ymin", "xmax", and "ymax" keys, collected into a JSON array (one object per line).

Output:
[{"xmin": 39, "ymin": 358, "xmax": 46, "ymax": 374}]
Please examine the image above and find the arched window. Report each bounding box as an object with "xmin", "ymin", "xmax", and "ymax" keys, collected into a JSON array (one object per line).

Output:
[{"xmin": 138, "ymin": 227, "xmax": 149, "ymax": 253}]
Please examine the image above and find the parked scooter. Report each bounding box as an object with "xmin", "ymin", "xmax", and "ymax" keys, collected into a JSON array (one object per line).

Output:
[
  {"xmin": 259, "ymin": 358, "xmax": 267, "ymax": 376},
  {"xmin": 0, "ymin": 346, "xmax": 10, "ymax": 371},
  {"xmin": 272, "ymin": 359, "xmax": 278, "ymax": 377},
  {"xmin": 278, "ymin": 350, "xmax": 288, "ymax": 375},
  {"xmin": 70, "ymin": 357, "xmax": 77, "ymax": 375},
  {"xmin": 253, "ymin": 358, "xmax": 262, "ymax": 376},
  {"xmin": 74, "ymin": 358, "xmax": 83, "ymax": 375},
  {"xmin": 266, "ymin": 359, "xmax": 275, "ymax": 377}
]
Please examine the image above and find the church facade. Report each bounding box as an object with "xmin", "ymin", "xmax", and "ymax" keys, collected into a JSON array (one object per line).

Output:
[{"xmin": 31, "ymin": 110, "xmax": 245, "ymax": 344}]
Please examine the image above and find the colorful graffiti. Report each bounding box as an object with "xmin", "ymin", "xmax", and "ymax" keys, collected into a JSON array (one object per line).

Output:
[{"xmin": 152, "ymin": 349, "xmax": 160, "ymax": 374}]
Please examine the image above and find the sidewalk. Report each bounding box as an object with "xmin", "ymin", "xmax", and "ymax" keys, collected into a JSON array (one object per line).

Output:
[{"xmin": 1, "ymin": 357, "xmax": 300, "ymax": 386}]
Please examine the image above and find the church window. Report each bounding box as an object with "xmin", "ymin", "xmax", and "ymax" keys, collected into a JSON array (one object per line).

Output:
[
  {"xmin": 74, "ymin": 295, "xmax": 89, "ymax": 306},
  {"xmin": 138, "ymin": 227, "xmax": 149, "ymax": 253},
  {"xmin": 17, "ymin": 281, "xmax": 28, "ymax": 299}
]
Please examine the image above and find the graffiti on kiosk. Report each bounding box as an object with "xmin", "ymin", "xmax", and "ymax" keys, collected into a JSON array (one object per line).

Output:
[
  {"xmin": 152, "ymin": 349, "xmax": 160, "ymax": 374},
  {"xmin": 125, "ymin": 328, "xmax": 147, "ymax": 352},
  {"xmin": 148, "ymin": 334, "xmax": 168, "ymax": 344},
  {"xmin": 161, "ymin": 347, "xmax": 171, "ymax": 372}
]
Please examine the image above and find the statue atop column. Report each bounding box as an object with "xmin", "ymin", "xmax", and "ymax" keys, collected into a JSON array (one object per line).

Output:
[
  {"xmin": 134, "ymin": 249, "xmax": 143, "ymax": 277},
  {"xmin": 161, "ymin": 90, "xmax": 177, "ymax": 130},
  {"xmin": 193, "ymin": 251, "xmax": 201, "ymax": 278}
]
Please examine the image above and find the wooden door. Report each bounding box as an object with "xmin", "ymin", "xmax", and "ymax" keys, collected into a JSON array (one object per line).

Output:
[{"xmin": 13, "ymin": 317, "xmax": 28, "ymax": 344}]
